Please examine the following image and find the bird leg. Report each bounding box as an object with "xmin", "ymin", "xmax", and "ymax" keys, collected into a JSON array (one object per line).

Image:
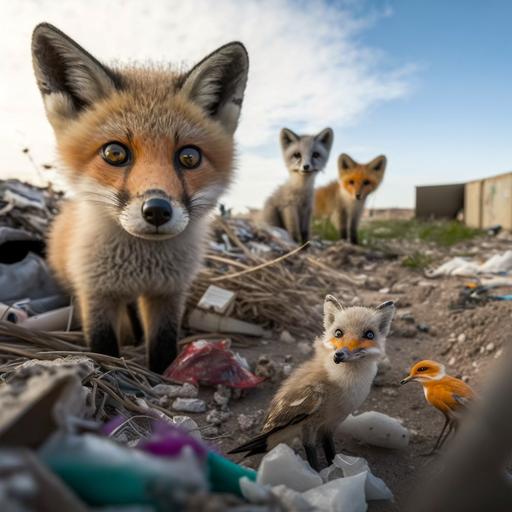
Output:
[
  {"xmin": 437, "ymin": 421, "xmax": 454, "ymax": 450},
  {"xmin": 321, "ymin": 432, "xmax": 337, "ymax": 466},
  {"xmin": 304, "ymin": 443, "xmax": 319, "ymax": 471},
  {"xmin": 421, "ymin": 416, "xmax": 450, "ymax": 456}
]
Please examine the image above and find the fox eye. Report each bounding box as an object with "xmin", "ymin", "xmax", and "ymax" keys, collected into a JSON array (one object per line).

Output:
[
  {"xmin": 334, "ymin": 329, "xmax": 343, "ymax": 338},
  {"xmin": 363, "ymin": 179, "xmax": 371, "ymax": 186},
  {"xmin": 293, "ymin": 152, "xmax": 301, "ymax": 159},
  {"xmin": 312, "ymin": 151, "xmax": 320, "ymax": 159},
  {"xmin": 101, "ymin": 142, "xmax": 130, "ymax": 166},
  {"xmin": 177, "ymin": 146, "xmax": 202, "ymax": 169},
  {"xmin": 348, "ymin": 179, "xmax": 355, "ymax": 185},
  {"xmin": 417, "ymin": 366, "xmax": 429, "ymax": 372},
  {"xmin": 364, "ymin": 330, "xmax": 375, "ymax": 340}
]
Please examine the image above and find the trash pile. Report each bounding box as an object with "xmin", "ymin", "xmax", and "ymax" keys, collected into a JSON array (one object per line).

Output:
[{"xmin": 0, "ymin": 353, "xmax": 401, "ymax": 511}]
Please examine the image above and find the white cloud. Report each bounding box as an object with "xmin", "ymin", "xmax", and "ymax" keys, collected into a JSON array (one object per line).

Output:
[{"xmin": 0, "ymin": 0, "xmax": 413, "ymax": 208}]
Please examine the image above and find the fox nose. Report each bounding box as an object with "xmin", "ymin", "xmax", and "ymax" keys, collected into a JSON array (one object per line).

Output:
[
  {"xmin": 355, "ymin": 193, "xmax": 362, "ymax": 200},
  {"xmin": 303, "ymin": 164, "xmax": 310, "ymax": 171},
  {"xmin": 142, "ymin": 198, "xmax": 172, "ymax": 227},
  {"xmin": 333, "ymin": 349, "xmax": 348, "ymax": 364}
]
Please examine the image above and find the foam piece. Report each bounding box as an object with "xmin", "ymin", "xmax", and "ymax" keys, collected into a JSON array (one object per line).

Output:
[
  {"xmin": 257, "ymin": 443, "xmax": 322, "ymax": 492},
  {"xmin": 338, "ymin": 412, "xmax": 409, "ymax": 449},
  {"xmin": 302, "ymin": 471, "xmax": 367, "ymax": 512}
]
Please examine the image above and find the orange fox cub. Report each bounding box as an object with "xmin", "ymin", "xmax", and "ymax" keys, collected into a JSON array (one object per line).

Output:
[
  {"xmin": 401, "ymin": 360, "xmax": 475, "ymax": 454},
  {"xmin": 314, "ymin": 153, "xmax": 387, "ymax": 244},
  {"xmin": 31, "ymin": 23, "xmax": 248, "ymax": 373}
]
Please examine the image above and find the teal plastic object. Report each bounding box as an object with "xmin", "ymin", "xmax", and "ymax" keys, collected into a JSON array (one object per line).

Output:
[
  {"xmin": 39, "ymin": 434, "xmax": 207, "ymax": 509},
  {"xmin": 207, "ymin": 451, "xmax": 256, "ymax": 497}
]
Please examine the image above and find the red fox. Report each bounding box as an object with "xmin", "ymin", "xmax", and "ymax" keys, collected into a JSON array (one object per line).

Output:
[
  {"xmin": 314, "ymin": 153, "xmax": 387, "ymax": 244},
  {"xmin": 31, "ymin": 23, "xmax": 249, "ymax": 373}
]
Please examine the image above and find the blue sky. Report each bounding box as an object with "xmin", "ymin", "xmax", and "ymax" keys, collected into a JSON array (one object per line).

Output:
[
  {"xmin": 1, "ymin": 0, "xmax": 511, "ymax": 209},
  {"xmin": 327, "ymin": 0, "xmax": 512, "ymax": 207}
]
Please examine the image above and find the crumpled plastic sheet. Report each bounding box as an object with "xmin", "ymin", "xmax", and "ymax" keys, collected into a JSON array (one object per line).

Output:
[
  {"xmin": 427, "ymin": 251, "xmax": 512, "ymax": 278},
  {"xmin": 164, "ymin": 340, "xmax": 264, "ymax": 389}
]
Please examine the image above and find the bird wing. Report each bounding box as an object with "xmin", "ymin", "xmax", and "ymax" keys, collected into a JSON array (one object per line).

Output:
[{"xmin": 263, "ymin": 383, "xmax": 325, "ymax": 433}]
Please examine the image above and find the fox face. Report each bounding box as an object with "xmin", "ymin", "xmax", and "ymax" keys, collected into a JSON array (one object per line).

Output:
[
  {"xmin": 280, "ymin": 127, "xmax": 333, "ymax": 175},
  {"xmin": 321, "ymin": 295, "xmax": 394, "ymax": 364},
  {"xmin": 338, "ymin": 154, "xmax": 387, "ymax": 201},
  {"xmin": 32, "ymin": 24, "xmax": 248, "ymax": 240}
]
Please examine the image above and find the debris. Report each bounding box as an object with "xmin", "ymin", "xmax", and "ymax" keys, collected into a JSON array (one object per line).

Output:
[
  {"xmin": 254, "ymin": 354, "xmax": 280, "ymax": 381},
  {"xmin": 164, "ymin": 340, "xmax": 264, "ymax": 389},
  {"xmin": 257, "ymin": 444, "xmax": 323, "ymax": 492},
  {"xmin": 171, "ymin": 398, "xmax": 207, "ymax": 413},
  {"xmin": 237, "ymin": 412, "xmax": 261, "ymax": 432},
  {"xmin": 417, "ymin": 323, "xmax": 430, "ymax": 333},
  {"xmin": 22, "ymin": 306, "xmax": 75, "ymax": 331},
  {"xmin": 213, "ymin": 385, "xmax": 232, "ymax": 408},
  {"xmin": 321, "ymin": 454, "xmax": 393, "ymax": 501},
  {"xmin": 152, "ymin": 383, "xmax": 199, "ymax": 399},
  {"xmin": 338, "ymin": 411, "xmax": 410, "ymax": 449},
  {"xmin": 171, "ymin": 416, "xmax": 201, "ymax": 439},
  {"xmin": 428, "ymin": 251, "xmax": 512, "ymax": 277},
  {"xmin": 188, "ymin": 308, "xmax": 270, "ymax": 337},
  {"xmin": 197, "ymin": 284, "xmax": 236, "ymax": 314},
  {"xmin": 302, "ymin": 471, "xmax": 367, "ymax": 512}
]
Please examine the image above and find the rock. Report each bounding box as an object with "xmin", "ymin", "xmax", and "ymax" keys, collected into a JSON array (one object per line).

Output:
[
  {"xmin": 381, "ymin": 387, "xmax": 398, "ymax": 398},
  {"xmin": 282, "ymin": 364, "xmax": 293, "ymax": 377},
  {"xmin": 213, "ymin": 385, "xmax": 231, "ymax": 408},
  {"xmin": 417, "ymin": 323, "xmax": 430, "ymax": 333},
  {"xmin": 284, "ymin": 354, "xmax": 293, "ymax": 363},
  {"xmin": 378, "ymin": 288, "xmax": 390, "ymax": 294},
  {"xmin": 495, "ymin": 349, "xmax": 503, "ymax": 359},
  {"xmin": 257, "ymin": 444, "xmax": 322, "ymax": 492},
  {"xmin": 171, "ymin": 398, "xmax": 206, "ymax": 413},
  {"xmin": 298, "ymin": 342, "xmax": 313, "ymax": 355},
  {"xmin": 457, "ymin": 333, "xmax": 466, "ymax": 343},
  {"xmin": 448, "ymin": 357, "xmax": 456, "ymax": 366},
  {"xmin": 279, "ymin": 330, "xmax": 294, "ymax": 344},
  {"xmin": 255, "ymin": 354, "xmax": 280, "ymax": 381},
  {"xmin": 206, "ymin": 409, "xmax": 223, "ymax": 425},
  {"xmin": 152, "ymin": 383, "xmax": 198, "ymax": 399},
  {"xmin": 201, "ymin": 425, "xmax": 219, "ymax": 437},
  {"xmin": 485, "ymin": 342, "xmax": 495, "ymax": 352},
  {"xmin": 238, "ymin": 412, "xmax": 260, "ymax": 432},
  {"xmin": 400, "ymin": 312, "xmax": 415, "ymax": 324},
  {"xmin": 172, "ymin": 416, "xmax": 201, "ymax": 439}
]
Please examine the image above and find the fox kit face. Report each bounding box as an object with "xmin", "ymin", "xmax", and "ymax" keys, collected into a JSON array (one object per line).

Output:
[
  {"xmin": 321, "ymin": 295, "xmax": 394, "ymax": 364},
  {"xmin": 338, "ymin": 154, "xmax": 387, "ymax": 201},
  {"xmin": 280, "ymin": 127, "xmax": 333, "ymax": 175},
  {"xmin": 32, "ymin": 24, "xmax": 248, "ymax": 240}
]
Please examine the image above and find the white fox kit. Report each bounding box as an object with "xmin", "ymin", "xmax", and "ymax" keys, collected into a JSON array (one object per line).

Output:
[
  {"xmin": 31, "ymin": 23, "xmax": 248, "ymax": 373},
  {"xmin": 315, "ymin": 153, "xmax": 387, "ymax": 244},
  {"xmin": 262, "ymin": 128, "xmax": 333, "ymax": 244},
  {"xmin": 230, "ymin": 295, "xmax": 395, "ymax": 470}
]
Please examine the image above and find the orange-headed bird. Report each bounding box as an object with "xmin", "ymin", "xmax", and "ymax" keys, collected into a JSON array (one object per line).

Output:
[{"xmin": 401, "ymin": 359, "xmax": 475, "ymax": 453}]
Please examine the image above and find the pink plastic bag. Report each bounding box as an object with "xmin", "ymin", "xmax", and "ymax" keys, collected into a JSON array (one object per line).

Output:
[{"xmin": 164, "ymin": 340, "xmax": 264, "ymax": 389}]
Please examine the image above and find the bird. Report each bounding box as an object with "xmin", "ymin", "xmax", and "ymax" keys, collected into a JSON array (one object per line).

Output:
[
  {"xmin": 228, "ymin": 295, "xmax": 395, "ymax": 470},
  {"xmin": 400, "ymin": 359, "xmax": 475, "ymax": 454}
]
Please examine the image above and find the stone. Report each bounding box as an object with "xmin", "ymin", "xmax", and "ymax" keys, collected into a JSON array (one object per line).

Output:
[
  {"xmin": 152, "ymin": 383, "xmax": 198, "ymax": 399},
  {"xmin": 171, "ymin": 398, "xmax": 206, "ymax": 413}
]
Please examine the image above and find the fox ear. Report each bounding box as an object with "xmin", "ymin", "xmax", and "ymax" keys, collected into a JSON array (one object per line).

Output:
[
  {"xmin": 324, "ymin": 294, "xmax": 343, "ymax": 329},
  {"xmin": 315, "ymin": 128, "xmax": 334, "ymax": 152},
  {"xmin": 32, "ymin": 23, "xmax": 117, "ymax": 129},
  {"xmin": 369, "ymin": 155, "xmax": 387, "ymax": 173},
  {"xmin": 280, "ymin": 128, "xmax": 300, "ymax": 149},
  {"xmin": 181, "ymin": 42, "xmax": 249, "ymax": 135},
  {"xmin": 338, "ymin": 153, "xmax": 357, "ymax": 174},
  {"xmin": 376, "ymin": 301, "xmax": 395, "ymax": 336}
]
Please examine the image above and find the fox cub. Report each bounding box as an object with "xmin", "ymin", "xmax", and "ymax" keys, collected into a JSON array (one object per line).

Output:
[
  {"xmin": 262, "ymin": 128, "xmax": 333, "ymax": 244},
  {"xmin": 31, "ymin": 23, "xmax": 248, "ymax": 373},
  {"xmin": 315, "ymin": 153, "xmax": 387, "ymax": 244}
]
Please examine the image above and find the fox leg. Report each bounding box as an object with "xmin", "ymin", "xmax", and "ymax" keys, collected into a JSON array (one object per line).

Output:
[
  {"xmin": 299, "ymin": 205, "xmax": 312, "ymax": 244},
  {"xmin": 281, "ymin": 206, "xmax": 301, "ymax": 243},
  {"xmin": 138, "ymin": 293, "xmax": 184, "ymax": 374},
  {"xmin": 79, "ymin": 292, "xmax": 122, "ymax": 357},
  {"xmin": 349, "ymin": 216, "xmax": 359, "ymax": 244},
  {"xmin": 321, "ymin": 431, "xmax": 336, "ymax": 465},
  {"xmin": 337, "ymin": 209, "xmax": 348, "ymax": 241}
]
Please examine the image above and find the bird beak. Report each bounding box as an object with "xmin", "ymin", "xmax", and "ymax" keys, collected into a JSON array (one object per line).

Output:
[
  {"xmin": 334, "ymin": 347, "xmax": 364, "ymax": 364},
  {"xmin": 400, "ymin": 375, "xmax": 414, "ymax": 385}
]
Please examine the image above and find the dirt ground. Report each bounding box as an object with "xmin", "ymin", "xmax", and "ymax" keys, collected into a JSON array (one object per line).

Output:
[{"xmin": 184, "ymin": 228, "xmax": 512, "ymax": 510}]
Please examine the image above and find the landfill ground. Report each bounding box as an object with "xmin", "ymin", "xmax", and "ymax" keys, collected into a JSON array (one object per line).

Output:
[
  {"xmin": 1, "ymin": 177, "xmax": 511, "ymax": 510},
  {"xmin": 187, "ymin": 221, "xmax": 512, "ymax": 511}
]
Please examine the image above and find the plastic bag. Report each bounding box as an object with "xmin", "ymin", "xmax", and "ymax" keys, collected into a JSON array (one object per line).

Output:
[{"xmin": 164, "ymin": 340, "xmax": 264, "ymax": 389}]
